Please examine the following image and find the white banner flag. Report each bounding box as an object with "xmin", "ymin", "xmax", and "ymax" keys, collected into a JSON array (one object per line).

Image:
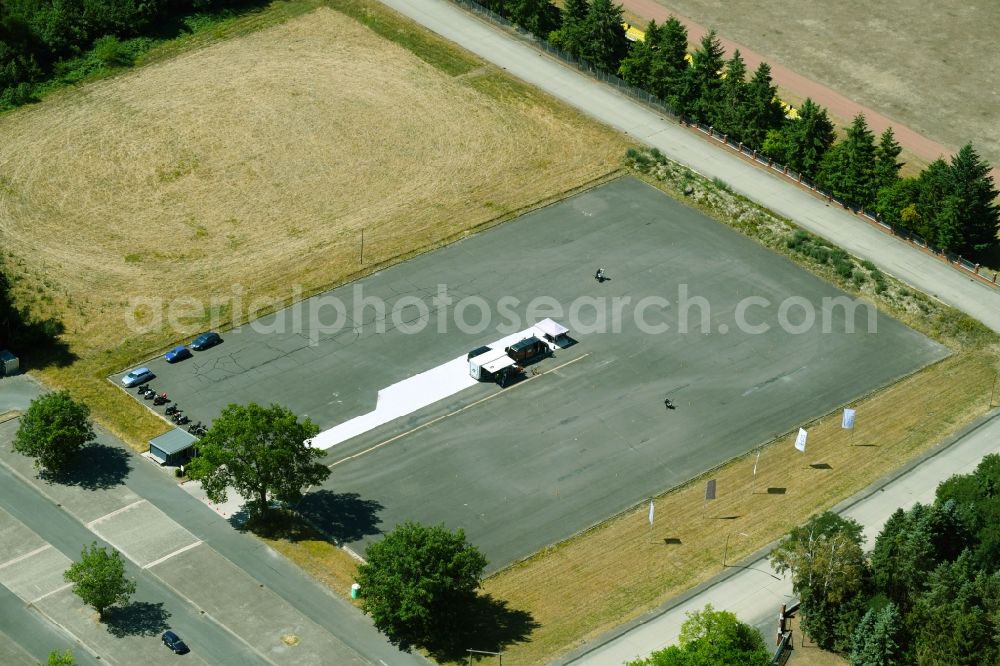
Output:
[
  {"xmin": 794, "ymin": 428, "xmax": 808, "ymax": 452},
  {"xmin": 842, "ymin": 408, "xmax": 856, "ymax": 430},
  {"xmin": 753, "ymin": 448, "xmax": 761, "ymax": 476},
  {"xmin": 648, "ymin": 500, "xmax": 655, "ymax": 526}
]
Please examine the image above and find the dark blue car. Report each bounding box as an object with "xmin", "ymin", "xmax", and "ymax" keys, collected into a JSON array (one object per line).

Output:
[
  {"xmin": 162, "ymin": 630, "xmax": 189, "ymax": 654},
  {"xmin": 191, "ymin": 332, "xmax": 222, "ymax": 351},
  {"xmin": 164, "ymin": 346, "xmax": 192, "ymax": 363}
]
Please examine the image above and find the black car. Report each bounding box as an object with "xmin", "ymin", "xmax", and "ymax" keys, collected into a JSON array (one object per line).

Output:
[
  {"xmin": 191, "ymin": 332, "xmax": 222, "ymax": 351},
  {"xmin": 162, "ymin": 630, "xmax": 190, "ymax": 654},
  {"xmin": 466, "ymin": 345, "xmax": 492, "ymax": 360}
]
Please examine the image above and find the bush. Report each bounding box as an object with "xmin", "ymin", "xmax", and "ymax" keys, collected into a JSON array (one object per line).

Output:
[
  {"xmin": 712, "ymin": 176, "xmax": 732, "ymax": 193},
  {"xmin": 91, "ymin": 36, "xmax": 135, "ymax": 68},
  {"xmin": 786, "ymin": 230, "xmax": 810, "ymax": 250},
  {"xmin": 834, "ymin": 259, "xmax": 853, "ymax": 279}
]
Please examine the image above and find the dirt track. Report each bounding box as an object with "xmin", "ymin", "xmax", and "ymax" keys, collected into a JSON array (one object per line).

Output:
[{"xmin": 621, "ymin": 0, "xmax": 998, "ymax": 177}]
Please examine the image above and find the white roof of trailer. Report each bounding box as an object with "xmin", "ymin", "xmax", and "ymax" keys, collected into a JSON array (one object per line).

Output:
[
  {"xmin": 471, "ymin": 349, "xmax": 510, "ymax": 367},
  {"xmin": 482, "ymin": 355, "xmax": 517, "ymax": 373}
]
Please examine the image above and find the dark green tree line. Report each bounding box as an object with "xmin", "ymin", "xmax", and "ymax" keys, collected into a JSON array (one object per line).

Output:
[
  {"xmin": 775, "ymin": 454, "xmax": 1000, "ymax": 663},
  {"xmin": 0, "ymin": 0, "xmax": 260, "ymax": 107}
]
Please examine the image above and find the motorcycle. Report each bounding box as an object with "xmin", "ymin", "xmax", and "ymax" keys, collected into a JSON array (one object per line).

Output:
[
  {"xmin": 142, "ymin": 387, "xmax": 156, "ymax": 400},
  {"xmin": 175, "ymin": 415, "xmax": 190, "ymax": 426},
  {"xmin": 165, "ymin": 403, "xmax": 179, "ymax": 416},
  {"xmin": 188, "ymin": 421, "xmax": 202, "ymax": 434},
  {"xmin": 136, "ymin": 383, "xmax": 150, "ymax": 394},
  {"xmin": 153, "ymin": 392, "xmax": 169, "ymax": 406}
]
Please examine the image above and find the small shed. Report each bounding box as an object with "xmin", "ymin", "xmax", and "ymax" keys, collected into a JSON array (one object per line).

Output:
[
  {"xmin": 0, "ymin": 350, "xmax": 19, "ymax": 377},
  {"xmin": 149, "ymin": 428, "xmax": 197, "ymax": 466}
]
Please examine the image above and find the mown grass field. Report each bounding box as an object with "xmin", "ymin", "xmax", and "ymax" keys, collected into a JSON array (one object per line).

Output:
[{"xmin": 0, "ymin": 0, "xmax": 624, "ymax": 446}]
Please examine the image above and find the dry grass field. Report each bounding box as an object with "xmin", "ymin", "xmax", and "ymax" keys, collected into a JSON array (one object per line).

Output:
[
  {"xmin": 0, "ymin": 1, "xmax": 624, "ymax": 442},
  {"xmin": 643, "ymin": 0, "xmax": 999, "ymax": 169}
]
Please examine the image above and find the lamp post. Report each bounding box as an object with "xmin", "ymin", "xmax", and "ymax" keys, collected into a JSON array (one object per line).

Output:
[
  {"xmin": 723, "ymin": 532, "xmax": 748, "ymax": 567},
  {"xmin": 990, "ymin": 369, "xmax": 998, "ymax": 409}
]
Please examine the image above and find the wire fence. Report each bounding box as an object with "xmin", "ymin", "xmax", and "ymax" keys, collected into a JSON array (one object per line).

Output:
[{"xmin": 450, "ymin": 0, "xmax": 999, "ymax": 289}]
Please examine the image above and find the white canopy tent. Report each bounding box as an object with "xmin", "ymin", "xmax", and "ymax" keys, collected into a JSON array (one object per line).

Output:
[{"xmin": 533, "ymin": 318, "xmax": 569, "ymax": 343}]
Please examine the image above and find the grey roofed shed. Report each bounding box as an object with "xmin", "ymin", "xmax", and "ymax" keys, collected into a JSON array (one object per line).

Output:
[{"xmin": 149, "ymin": 428, "xmax": 197, "ymax": 466}]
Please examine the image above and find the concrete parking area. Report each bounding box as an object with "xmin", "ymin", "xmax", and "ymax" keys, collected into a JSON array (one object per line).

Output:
[
  {"xmin": 0, "ymin": 418, "xmax": 378, "ymax": 665},
  {"xmin": 117, "ymin": 177, "xmax": 946, "ymax": 568}
]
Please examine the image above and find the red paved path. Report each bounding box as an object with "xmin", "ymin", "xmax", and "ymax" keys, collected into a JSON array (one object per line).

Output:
[{"xmin": 622, "ymin": 0, "xmax": 960, "ymax": 168}]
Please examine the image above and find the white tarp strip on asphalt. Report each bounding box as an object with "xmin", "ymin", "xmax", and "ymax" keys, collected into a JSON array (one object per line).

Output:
[{"xmin": 309, "ymin": 326, "xmax": 559, "ymax": 450}]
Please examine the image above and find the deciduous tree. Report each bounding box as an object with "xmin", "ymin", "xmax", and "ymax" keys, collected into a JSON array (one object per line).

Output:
[
  {"xmin": 63, "ymin": 543, "xmax": 135, "ymax": 619},
  {"xmin": 626, "ymin": 604, "xmax": 770, "ymax": 665},
  {"xmin": 771, "ymin": 512, "xmax": 869, "ymax": 650},
  {"xmin": 357, "ymin": 522, "xmax": 488, "ymax": 649},
  {"xmin": 187, "ymin": 402, "xmax": 327, "ymax": 518},
  {"xmin": 13, "ymin": 390, "xmax": 94, "ymax": 474},
  {"xmin": 44, "ymin": 649, "xmax": 76, "ymax": 666}
]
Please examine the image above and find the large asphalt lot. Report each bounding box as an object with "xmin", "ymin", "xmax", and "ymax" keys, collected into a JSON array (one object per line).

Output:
[
  {"xmin": 380, "ymin": 0, "xmax": 1000, "ymax": 335},
  {"xmin": 121, "ymin": 178, "xmax": 946, "ymax": 568}
]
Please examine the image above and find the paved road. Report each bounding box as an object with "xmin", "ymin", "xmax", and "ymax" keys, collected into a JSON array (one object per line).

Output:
[
  {"xmin": 379, "ymin": 0, "xmax": 1000, "ymax": 334},
  {"xmin": 0, "ymin": 375, "xmax": 428, "ymax": 666},
  {"xmin": 0, "ymin": 462, "xmax": 265, "ymax": 665},
  {"xmin": 559, "ymin": 409, "xmax": 1000, "ymax": 664},
  {"xmin": 0, "ymin": 585, "xmax": 101, "ymax": 666}
]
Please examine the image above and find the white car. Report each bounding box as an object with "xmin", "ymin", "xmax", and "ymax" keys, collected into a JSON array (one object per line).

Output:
[{"xmin": 121, "ymin": 367, "xmax": 155, "ymax": 387}]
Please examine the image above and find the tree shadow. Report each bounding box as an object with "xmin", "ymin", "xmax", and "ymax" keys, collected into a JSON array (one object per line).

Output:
[
  {"xmin": 45, "ymin": 443, "xmax": 132, "ymax": 490},
  {"xmin": 0, "ymin": 271, "xmax": 75, "ymax": 370},
  {"xmin": 104, "ymin": 601, "xmax": 170, "ymax": 638},
  {"xmin": 423, "ymin": 594, "xmax": 539, "ymax": 663},
  {"xmin": 294, "ymin": 490, "xmax": 384, "ymax": 543}
]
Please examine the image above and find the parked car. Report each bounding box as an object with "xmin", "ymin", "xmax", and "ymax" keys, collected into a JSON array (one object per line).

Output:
[
  {"xmin": 467, "ymin": 345, "xmax": 492, "ymax": 360},
  {"xmin": 191, "ymin": 332, "xmax": 222, "ymax": 351},
  {"xmin": 165, "ymin": 346, "xmax": 192, "ymax": 363},
  {"xmin": 121, "ymin": 367, "xmax": 155, "ymax": 387},
  {"xmin": 162, "ymin": 630, "xmax": 190, "ymax": 655}
]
